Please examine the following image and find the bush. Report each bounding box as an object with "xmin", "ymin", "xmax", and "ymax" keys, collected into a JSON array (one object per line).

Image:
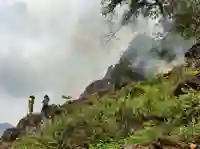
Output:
[{"xmin": 11, "ymin": 69, "xmax": 200, "ymax": 149}]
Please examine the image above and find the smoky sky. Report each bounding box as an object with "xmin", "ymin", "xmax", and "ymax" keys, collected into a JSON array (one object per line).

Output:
[
  {"xmin": 0, "ymin": 0, "xmax": 135, "ymax": 125},
  {"xmin": 0, "ymin": 0, "xmax": 193, "ymax": 125}
]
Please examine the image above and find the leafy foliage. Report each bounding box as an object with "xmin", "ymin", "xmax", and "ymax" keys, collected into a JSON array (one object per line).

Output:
[
  {"xmin": 173, "ymin": 0, "xmax": 200, "ymax": 40},
  {"xmin": 10, "ymin": 66, "xmax": 200, "ymax": 149},
  {"xmin": 101, "ymin": 0, "xmax": 200, "ymax": 40}
]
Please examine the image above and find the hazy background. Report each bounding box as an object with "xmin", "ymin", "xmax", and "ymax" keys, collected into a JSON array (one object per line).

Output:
[
  {"xmin": 0, "ymin": 0, "xmax": 133, "ymax": 125},
  {"xmin": 0, "ymin": 0, "xmax": 193, "ymax": 125}
]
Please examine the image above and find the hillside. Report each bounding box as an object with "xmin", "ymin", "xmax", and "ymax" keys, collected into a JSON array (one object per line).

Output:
[{"xmin": 0, "ymin": 42, "xmax": 199, "ymax": 149}]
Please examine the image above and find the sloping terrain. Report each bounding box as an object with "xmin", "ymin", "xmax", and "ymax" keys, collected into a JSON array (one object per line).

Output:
[{"xmin": 0, "ymin": 43, "xmax": 199, "ymax": 149}]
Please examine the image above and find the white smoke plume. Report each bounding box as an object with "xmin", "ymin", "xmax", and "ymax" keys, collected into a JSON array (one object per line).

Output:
[{"xmin": 113, "ymin": 13, "xmax": 194, "ymax": 75}]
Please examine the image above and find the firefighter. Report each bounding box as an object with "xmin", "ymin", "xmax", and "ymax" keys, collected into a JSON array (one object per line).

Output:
[
  {"xmin": 42, "ymin": 95, "xmax": 50, "ymax": 108},
  {"xmin": 41, "ymin": 95, "xmax": 50, "ymax": 117},
  {"xmin": 28, "ymin": 95, "xmax": 35, "ymax": 115}
]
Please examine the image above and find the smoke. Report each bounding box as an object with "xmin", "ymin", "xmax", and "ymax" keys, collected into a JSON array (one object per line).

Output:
[
  {"xmin": 115, "ymin": 14, "xmax": 195, "ymax": 76},
  {"xmin": 100, "ymin": 3, "xmax": 194, "ymax": 76},
  {"xmin": 0, "ymin": 0, "xmax": 134, "ymax": 125},
  {"xmin": 122, "ymin": 32, "xmax": 194, "ymax": 76},
  {"xmin": 0, "ymin": 0, "xmax": 194, "ymax": 125}
]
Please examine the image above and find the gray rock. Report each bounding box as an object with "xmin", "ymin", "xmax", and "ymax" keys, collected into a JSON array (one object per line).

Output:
[{"xmin": 1, "ymin": 127, "xmax": 21, "ymax": 142}]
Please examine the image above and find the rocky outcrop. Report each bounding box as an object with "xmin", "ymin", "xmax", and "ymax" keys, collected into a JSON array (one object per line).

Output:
[
  {"xmin": 173, "ymin": 42, "xmax": 200, "ymax": 96},
  {"xmin": 0, "ymin": 105, "xmax": 65, "ymax": 144},
  {"xmin": 79, "ymin": 58, "xmax": 146, "ymax": 100},
  {"xmin": 185, "ymin": 42, "xmax": 200, "ymax": 68},
  {"xmin": 185, "ymin": 43, "xmax": 200, "ymax": 60},
  {"xmin": 1, "ymin": 42, "xmax": 199, "ymax": 148},
  {"xmin": 16, "ymin": 114, "xmax": 42, "ymax": 131},
  {"xmin": 1, "ymin": 128, "xmax": 21, "ymax": 142},
  {"xmin": 174, "ymin": 74, "xmax": 200, "ymax": 96},
  {"xmin": 80, "ymin": 78, "xmax": 113, "ymax": 99},
  {"xmin": 41, "ymin": 104, "xmax": 63, "ymax": 119}
]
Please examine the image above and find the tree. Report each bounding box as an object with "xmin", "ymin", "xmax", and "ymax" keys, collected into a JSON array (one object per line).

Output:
[
  {"xmin": 173, "ymin": 0, "xmax": 200, "ymax": 40},
  {"xmin": 101, "ymin": 0, "xmax": 200, "ymax": 41}
]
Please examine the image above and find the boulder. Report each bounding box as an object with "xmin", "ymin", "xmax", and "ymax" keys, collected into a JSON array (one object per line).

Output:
[
  {"xmin": 16, "ymin": 114, "xmax": 42, "ymax": 131},
  {"xmin": 173, "ymin": 43, "xmax": 200, "ymax": 96},
  {"xmin": 79, "ymin": 58, "xmax": 145, "ymax": 100},
  {"xmin": 185, "ymin": 42, "xmax": 200, "ymax": 67},
  {"xmin": 1, "ymin": 128, "xmax": 21, "ymax": 142},
  {"xmin": 80, "ymin": 78, "xmax": 113, "ymax": 99},
  {"xmin": 185, "ymin": 43, "xmax": 200, "ymax": 60}
]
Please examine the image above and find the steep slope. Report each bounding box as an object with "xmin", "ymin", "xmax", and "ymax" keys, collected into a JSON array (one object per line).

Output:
[
  {"xmin": 1, "ymin": 43, "xmax": 200, "ymax": 149},
  {"xmin": 79, "ymin": 57, "xmax": 146, "ymax": 100}
]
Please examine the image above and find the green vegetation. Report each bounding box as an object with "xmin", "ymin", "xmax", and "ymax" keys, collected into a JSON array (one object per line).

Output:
[
  {"xmin": 10, "ymin": 65, "xmax": 200, "ymax": 149},
  {"xmin": 101, "ymin": 0, "xmax": 200, "ymax": 41},
  {"xmin": 6, "ymin": 1, "xmax": 200, "ymax": 149}
]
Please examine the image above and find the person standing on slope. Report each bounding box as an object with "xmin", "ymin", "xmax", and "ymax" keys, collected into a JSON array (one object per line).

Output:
[
  {"xmin": 41, "ymin": 95, "xmax": 50, "ymax": 117},
  {"xmin": 28, "ymin": 95, "xmax": 35, "ymax": 115}
]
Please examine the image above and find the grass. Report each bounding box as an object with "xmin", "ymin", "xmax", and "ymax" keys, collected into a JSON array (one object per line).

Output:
[{"xmin": 10, "ymin": 65, "xmax": 200, "ymax": 149}]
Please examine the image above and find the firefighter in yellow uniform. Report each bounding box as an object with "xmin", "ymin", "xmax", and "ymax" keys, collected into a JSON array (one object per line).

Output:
[{"xmin": 28, "ymin": 96, "xmax": 35, "ymax": 115}]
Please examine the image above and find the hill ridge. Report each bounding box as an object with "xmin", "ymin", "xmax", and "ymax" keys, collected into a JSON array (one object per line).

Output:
[{"xmin": 0, "ymin": 42, "xmax": 200, "ymax": 149}]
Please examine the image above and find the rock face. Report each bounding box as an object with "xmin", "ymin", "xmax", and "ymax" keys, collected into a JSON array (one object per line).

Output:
[
  {"xmin": 0, "ymin": 106, "xmax": 64, "ymax": 143},
  {"xmin": 14, "ymin": 113, "xmax": 43, "ymax": 137},
  {"xmin": 1, "ymin": 128, "xmax": 21, "ymax": 142},
  {"xmin": 80, "ymin": 58, "xmax": 146, "ymax": 99},
  {"xmin": 41, "ymin": 104, "xmax": 63, "ymax": 119},
  {"xmin": 0, "ymin": 106, "xmax": 64, "ymax": 144},
  {"xmin": 80, "ymin": 78, "xmax": 113, "ymax": 99},
  {"xmin": 185, "ymin": 43, "xmax": 200, "ymax": 68},
  {"xmin": 173, "ymin": 42, "xmax": 200, "ymax": 96},
  {"xmin": 1, "ymin": 42, "xmax": 199, "ymax": 147},
  {"xmin": 16, "ymin": 114, "xmax": 42, "ymax": 130},
  {"xmin": 185, "ymin": 43, "xmax": 200, "ymax": 60}
]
